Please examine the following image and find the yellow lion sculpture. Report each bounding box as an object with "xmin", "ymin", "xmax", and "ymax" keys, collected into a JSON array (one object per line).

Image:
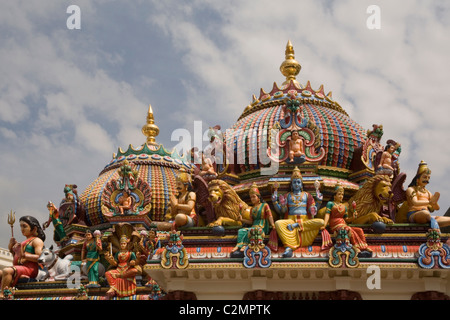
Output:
[
  {"xmin": 347, "ymin": 175, "xmax": 394, "ymax": 224},
  {"xmin": 207, "ymin": 179, "xmax": 250, "ymax": 227}
]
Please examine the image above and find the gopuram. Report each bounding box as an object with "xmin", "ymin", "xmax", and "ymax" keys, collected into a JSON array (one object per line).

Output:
[{"xmin": 1, "ymin": 41, "xmax": 449, "ymax": 301}]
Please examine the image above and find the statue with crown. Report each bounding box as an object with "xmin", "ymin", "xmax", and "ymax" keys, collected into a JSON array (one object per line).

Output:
[
  {"xmin": 272, "ymin": 167, "xmax": 332, "ymax": 258},
  {"xmin": 101, "ymin": 159, "xmax": 152, "ymax": 225}
]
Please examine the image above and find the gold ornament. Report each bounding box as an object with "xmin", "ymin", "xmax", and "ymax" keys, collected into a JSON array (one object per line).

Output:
[
  {"xmin": 249, "ymin": 183, "xmax": 260, "ymax": 196},
  {"xmin": 291, "ymin": 166, "xmax": 302, "ymax": 180}
]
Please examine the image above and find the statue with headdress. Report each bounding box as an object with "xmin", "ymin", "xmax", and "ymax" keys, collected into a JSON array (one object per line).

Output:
[
  {"xmin": 397, "ymin": 161, "xmax": 450, "ymax": 229},
  {"xmin": 101, "ymin": 160, "xmax": 152, "ymax": 218},
  {"xmin": 376, "ymin": 140, "xmax": 401, "ymax": 177},
  {"xmin": 230, "ymin": 183, "xmax": 276, "ymax": 257},
  {"xmin": 271, "ymin": 167, "xmax": 329, "ymax": 258},
  {"xmin": 323, "ymin": 182, "xmax": 372, "ymax": 258},
  {"xmin": 166, "ymin": 168, "xmax": 197, "ymax": 230},
  {"xmin": 104, "ymin": 233, "xmax": 139, "ymax": 298}
]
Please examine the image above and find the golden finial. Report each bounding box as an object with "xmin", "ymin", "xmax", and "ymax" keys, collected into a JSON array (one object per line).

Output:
[
  {"xmin": 141, "ymin": 104, "xmax": 160, "ymax": 145},
  {"xmin": 280, "ymin": 40, "xmax": 301, "ymax": 86}
]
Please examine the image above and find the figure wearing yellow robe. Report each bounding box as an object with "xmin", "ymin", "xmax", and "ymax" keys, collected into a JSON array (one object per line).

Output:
[{"xmin": 272, "ymin": 167, "xmax": 325, "ymax": 258}]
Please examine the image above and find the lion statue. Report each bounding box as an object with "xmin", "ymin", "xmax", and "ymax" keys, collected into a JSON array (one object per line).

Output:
[
  {"xmin": 347, "ymin": 175, "xmax": 394, "ymax": 224},
  {"xmin": 207, "ymin": 179, "xmax": 250, "ymax": 227}
]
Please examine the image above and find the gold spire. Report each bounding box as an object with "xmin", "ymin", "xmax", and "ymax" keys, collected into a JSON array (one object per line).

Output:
[
  {"xmin": 280, "ymin": 40, "xmax": 301, "ymax": 86},
  {"xmin": 141, "ymin": 104, "xmax": 160, "ymax": 145}
]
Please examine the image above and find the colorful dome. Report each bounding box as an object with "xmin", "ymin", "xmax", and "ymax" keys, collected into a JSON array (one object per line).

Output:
[
  {"xmin": 79, "ymin": 106, "xmax": 191, "ymax": 227},
  {"xmin": 226, "ymin": 41, "xmax": 366, "ymax": 174}
]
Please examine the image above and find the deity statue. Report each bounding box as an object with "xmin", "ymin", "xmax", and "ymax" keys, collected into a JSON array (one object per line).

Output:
[
  {"xmin": 166, "ymin": 168, "xmax": 197, "ymax": 230},
  {"xmin": 376, "ymin": 140, "xmax": 401, "ymax": 177},
  {"xmin": 288, "ymin": 130, "xmax": 305, "ymax": 163},
  {"xmin": 136, "ymin": 229, "xmax": 159, "ymax": 263},
  {"xmin": 117, "ymin": 189, "xmax": 133, "ymax": 215},
  {"xmin": 101, "ymin": 161, "xmax": 152, "ymax": 218},
  {"xmin": 58, "ymin": 184, "xmax": 87, "ymax": 226},
  {"xmin": 43, "ymin": 201, "xmax": 68, "ymax": 244},
  {"xmin": 136, "ymin": 229, "xmax": 160, "ymax": 286},
  {"xmin": 104, "ymin": 234, "xmax": 139, "ymax": 298},
  {"xmin": 199, "ymin": 152, "xmax": 218, "ymax": 178},
  {"xmin": 403, "ymin": 161, "xmax": 450, "ymax": 228},
  {"xmin": 0, "ymin": 216, "xmax": 45, "ymax": 298},
  {"xmin": 81, "ymin": 230, "xmax": 103, "ymax": 288},
  {"xmin": 63, "ymin": 184, "xmax": 76, "ymax": 203},
  {"xmin": 323, "ymin": 183, "xmax": 372, "ymax": 257},
  {"xmin": 231, "ymin": 183, "xmax": 275, "ymax": 256},
  {"xmin": 272, "ymin": 167, "xmax": 326, "ymax": 258}
]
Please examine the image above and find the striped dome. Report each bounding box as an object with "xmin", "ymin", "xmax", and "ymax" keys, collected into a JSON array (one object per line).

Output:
[
  {"xmin": 227, "ymin": 80, "xmax": 366, "ymax": 172},
  {"xmin": 79, "ymin": 143, "xmax": 192, "ymax": 227}
]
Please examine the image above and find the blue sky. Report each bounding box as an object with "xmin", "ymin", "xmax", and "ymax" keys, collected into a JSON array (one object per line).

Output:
[{"xmin": 1, "ymin": 0, "xmax": 450, "ymax": 247}]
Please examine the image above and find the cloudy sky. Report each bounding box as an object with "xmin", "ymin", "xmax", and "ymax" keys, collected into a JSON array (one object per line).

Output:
[{"xmin": 1, "ymin": 0, "xmax": 449, "ymax": 247}]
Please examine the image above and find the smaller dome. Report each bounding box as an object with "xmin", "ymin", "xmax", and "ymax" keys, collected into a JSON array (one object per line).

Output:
[{"xmin": 79, "ymin": 106, "xmax": 191, "ymax": 227}]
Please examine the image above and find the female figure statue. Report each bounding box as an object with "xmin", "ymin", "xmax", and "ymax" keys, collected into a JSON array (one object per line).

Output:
[
  {"xmin": 104, "ymin": 235, "xmax": 138, "ymax": 298},
  {"xmin": 81, "ymin": 230, "xmax": 103, "ymax": 288},
  {"xmin": 0, "ymin": 216, "xmax": 45, "ymax": 298},
  {"xmin": 323, "ymin": 184, "xmax": 372, "ymax": 257},
  {"xmin": 231, "ymin": 183, "xmax": 275, "ymax": 254}
]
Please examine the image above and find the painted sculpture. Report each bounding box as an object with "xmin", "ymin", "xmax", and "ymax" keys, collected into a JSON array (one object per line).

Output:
[
  {"xmin": 0, "ymin": 215, "xmax": 45, "ymax": 298},
  {"xmin": 347, "ymin": 175, "xmax": 394, "ymax": 225},
  {"xmin": 166, "ymin": 168, "xmax": 197, "ymax": 230},
  {"xmin": 43, "ymin": 201, "xmax": 68, "ymax": 244},
  {"xmin": 207, "ymin": 179, "xmax": 248, "ymax": 227},
  {"xmin": 58, "ymin": 184, "xmax": 87, "ymax": 226},
  {"xmin": 37, "ymin": 245, "xmax": 73, "ymax": 281},
  {"xmin": 81, "ymin": 229, "xmax": 103, "ymax": 287},
  {"xmin": 160, "ymin": 230, "xmax": 189, "ymax": 269},
  {"xmin": 396, "ymin": 161, "xmax": 450, "ymax": 228},
  {"xmin": 199, "ymin": 152, "xmax": 218, "ymax": 178},
  {"xmin": 417, "ymin": 228, "xmax": 450, "ymax": 269},
  {"xmin": 104, "ymin": 234, "xmax": 139, "ymax": 298},
  {"xmin": 361, "ymin": 124, "xmax": 384, "ymax": 172},
  {"xmin": 243, "ymin": 227, "xmax": 272, "ymax": 268},
  {"xmin": 268, "ymin": 97, "xmax": 325, "ymax": 165},
  {"xmin": 323, "ymin": 183, "xmax": 372, "ymax": 258},
  {"xmin": 288, "ymin": 130, "xmax": 305, "ymax": 163},
  {"xmin": 101, "ymin": 160, "xmax": 152, "ymax": 217},
  {"xmin": 272, "ymin": 167, "xmax": 327, "ymax": 258},
  {"xmin": 231, "ymin": 183, "xmax": 275, "ymax": 256},
  {"xmin": 328, "ymin": 228, "xmax": 360, "ymax": 268},
  {"xmin": 376, "ymin": 140, "xmax": 401, "ymax": 177}
]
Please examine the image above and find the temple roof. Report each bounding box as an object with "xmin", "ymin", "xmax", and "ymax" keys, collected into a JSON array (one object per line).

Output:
[
  {"xmin": 79, "ymin": 106, "xmax": 191, "ymax": 226},
  {"xmin": 228, "ymin": 41, "xmax": 366, "ymax": 171}
]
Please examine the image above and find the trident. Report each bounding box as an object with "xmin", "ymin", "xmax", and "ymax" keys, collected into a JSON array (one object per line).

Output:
[{"xmin": 7, "ymin": 210, "xmax": 16, "ymax": 237}]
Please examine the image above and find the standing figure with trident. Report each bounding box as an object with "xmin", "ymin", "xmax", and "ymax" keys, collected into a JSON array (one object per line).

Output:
[{"xmin": 0, "ymin": 213, "xmax": 45, "ymax": 299}]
